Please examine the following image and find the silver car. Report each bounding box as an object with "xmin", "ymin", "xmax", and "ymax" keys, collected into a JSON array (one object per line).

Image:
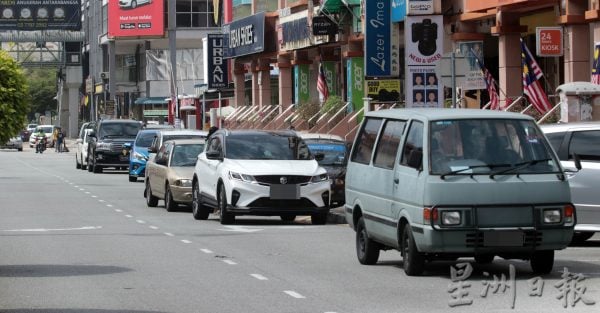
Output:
[
  {"xmin": 1, "ymin": 137, "xmax": 23, "ymax": 151},
  {"xmin": 541, "ymin": 122, "xmax": 600, "ymax": 243}
]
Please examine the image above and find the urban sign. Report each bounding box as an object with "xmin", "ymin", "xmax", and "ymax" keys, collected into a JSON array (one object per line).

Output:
[
  {"xmin": 312, "ymin": 16, "xmax": 337, "ymax": 36},
  {"xmin": 294, "ymin": 64, "xmax": 310, "ymax": 104},
  {"xmin": 408, "ymin": 0, "xmax": 433, "ymax": 15},
  {"xmin": 0, "ymin": 0, "xmax": 81, "ymax": 30},
  {"xmin": 347, "ymin": 57, "xmax": 365, "ymax": 112},
  {"xmin": 206, "ymin": 34, "xmax": 229, "ymax": 89},
  {"xmin": 536, "ymin": 27, "xmax": 563, "ymax": 57},
  {"xmin": 391, "ymin": 0, "xmax": 406, "ymax": 22},
  {"xmin": 366, "ymin": 79, "xmax": 401, "ymax": 102},
  {"xmin": 365, "ymin": 0, "xmax": 392, "ymax": 77},
  {"xmin": 223, "ymin": 12, "xmax": 265, "ymax": 58},
  {"xmin": 107, "ymin": 0, "xmax": 164, "ymax": 37}
]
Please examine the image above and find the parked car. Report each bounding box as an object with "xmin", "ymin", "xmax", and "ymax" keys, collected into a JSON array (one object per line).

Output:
[
  {"xmin": 28, "ymin": 125, "xmax": 55, "ymax": 148},
  {"xmin": 299, "ymin": 133, "xmax": 349, "ymax": 207},
  {"xmin": 87, "ymin": 119, "xmax": 142, "ymax": 173},
  {"xmin": 75, "ymin": 122, "xmax": 94, "ymax": 170},
  {"xmin": 147, "ymin": 129, "xmax": 208, "ymax": 161},
  {"xmin": 126, "ymin": 129, "xmax": 161, "ymax": 182},
  {"xmin": 145, "ymin": 139, "xmax": 206, "ymax": 211},
  {"xmin": 1, "ymin": 136, "xmax": 23, "ymax": 151},
  {"xmin": 191, "ymin": 129, "xmax": 331, "ymax": 225},
  {"xmin": 21, "ymin": 123, "xmax": 38, "ymax": 143},
  {"xmin": 346, "ymin": 109, "xmax": 575, "ymax": 276},
  {"xmin": 540, "ymin": 122, "xmax": 600, "ymax": 243}
]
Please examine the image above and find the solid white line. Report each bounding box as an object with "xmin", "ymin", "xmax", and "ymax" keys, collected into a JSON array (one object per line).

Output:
[
  {"xmin": 125, "ymin": 215, "xmax": 133, "ymax": 218},
  {"xmin": 181, "ymin": 239, "xmax": 192, "ymax": 244},
  {"xmin": 284, "ymin": 291, "xmax": 305, "ymax": 299},
  {"xmin": 136, "ymin": 220, "xmax": 146, "ymax": 224},
  {"xmin": 106, "ymin": 204, "xmax": 113, "ymax": 207},
  {"xmin": 3, "ymin": 226, "xmax": 103, "ymax": 232},
  {"xmin": 149, "ymin": 225, "xmax": 159, "ymax": 230},
  {"xmin": 200, "ymin": 249, "xmax": 213, "ymax": 254},
  {"xmin": 164, "ymin": 232, "xmax": 174, "ymax": 237},
  {"xmin": 250, "ymin": 274, "xmax": 268, "ymax": 281},
  {"xmin": 223, "ymin": 260, "xmax": 237, "ymax": 265}
]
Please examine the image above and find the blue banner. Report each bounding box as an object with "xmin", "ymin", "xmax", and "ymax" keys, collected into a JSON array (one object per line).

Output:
[
  {"xmin": 392, "ymin": 0, "xmax": 406, "ymax": 22},
  {"xmin": 223, "ymin": 12, "xmax": 265, "ymax": 58},
  {"xmin": 0, "ymin": 0, "xmax": 81, "ymax": 31},
  {"xmin": 365, "ymin": 0, "xmax": 391, "ymax": 77},
  {"xmin": 207, "ymin": 33, "xmax": 228, "ymax": 89}
]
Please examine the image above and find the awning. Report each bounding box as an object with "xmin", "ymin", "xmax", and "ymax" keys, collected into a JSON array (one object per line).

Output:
[
  {"xmin": 134, "ymin": 97, "xmax": 169, "ymax": 105},
  {"xmin": 320, "ymin": 0, "xmax": 343, "ymax": 14},
  {"xmin": 318, "ymin": 0, "xmax": 360, "ymax": 23}
]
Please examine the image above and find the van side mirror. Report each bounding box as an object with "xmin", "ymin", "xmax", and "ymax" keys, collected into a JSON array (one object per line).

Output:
[{"xmin": 407, "ymin": 150, "xmax": 423, "ymax": 170}]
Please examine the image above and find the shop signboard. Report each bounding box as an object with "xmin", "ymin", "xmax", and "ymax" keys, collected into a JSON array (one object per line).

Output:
[
  {"xmin": 347, "ymin": 57, "xmax": 364, "ymax": 112},
  {"xmin": 294, "ymin": 64, "xmax": 310, "ymax": 104},
  {"xmin": 392, "ymin": 0, "xmax": 406, "ymax": 22},
  {"xmin": 457, "ymin": 41, "xmax": 485, "ymax": 90},
  {"xmin": 406, "ymin": 67, "xmax": 443, "ymax": 108},
  {"xmin": 365, "ymin": 0, "xmax": 391, "ymax": 77},
  {"xmin": 0, "ymin": 0, "xmax": 81, "ymax": 30},
  {"xmin": 108, "ymin": 0, "xmax": 164, "ymax": 37},
  {"xmin": 366, "ymin": 80, "xmax": 401, "ymax": 102},
  {"xmin": 312, "ymin": 16, "xmax": 337, "ymax": 36},
  {"xmin": 206, "ymin": 34, "xmax": 229, "ymax": 89},
  {"xmin": 281, "ymin": 10, "xmax": 327, "ymax": 51},
  {"xmin": 407, "ymin": 0, "xmax": 433, "ymax": 15},
  {"xmin": 405, "ymin": 15, "xmax": 443, "ymax": 66},
  {"xmin": 223, "ymin": 12, "xmax": 265, "ymax": 58},
  {"xmin": 323, "ymin": 61, "xmax": 337, "ymax": 96},
  {"xmin": 536, "ymin": 27, "xmax": 563, "ymax": 57}
]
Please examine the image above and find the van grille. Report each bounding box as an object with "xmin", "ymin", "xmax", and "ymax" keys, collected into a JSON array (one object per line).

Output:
[{"xmin": 466, "ymin": 231, "xmax": 542, "ymax": 248}]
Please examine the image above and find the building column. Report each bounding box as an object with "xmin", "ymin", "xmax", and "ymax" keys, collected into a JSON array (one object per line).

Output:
[
  {"xmin": 258, "ymin": 60, "xmax": 271, "ymax": 107},
  {"xmin": 493, "ymin": 12, "xmax": 527, "ymax": 108},
  {"xmin": 251, "ymin": 60, "xmax": 259, "ymax": 108},
  {"xmin": 564, "ymin": 24, "xmax": 591, "ymax": 82},
  {"xmin": 233, "ymin": 63, "xmax": 245, "ymax": 107},
  {"xmin": 278, "ymin": 56, "xmax": 293, "ymax": 110}
]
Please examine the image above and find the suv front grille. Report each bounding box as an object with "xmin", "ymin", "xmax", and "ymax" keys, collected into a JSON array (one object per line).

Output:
[
  {"xmin": 254, "ymin": 175, "xmax": 311, "ymax": 185},
  {"xmin": 110, "ymin": 143, "xmax": 125, "ymax": 152}
]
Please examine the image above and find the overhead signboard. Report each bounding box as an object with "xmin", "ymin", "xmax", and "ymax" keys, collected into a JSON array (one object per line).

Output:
[
  {"xmin": 0, "ymin": 0, "xmax": 81, "ymax": 30},
  {"xmin": 312, "ymin": 16, "xmax": 337, "ymax": 36},
  {"xmin": 205, "ymin": 34, "xmax": 229, "ymax": 89},
  {"xmin": 536, "ymin": 27, "xmax": 563, "ymax": 57},
  {"xmin": 280, "ymin": 10, "xmax": 327, "ymax": 51},
  {"xmin": 108, "ymin": 0, "xmax": 164, "ymax": 37},
  {"xmin": 365, "ymin": 0, "xmax": 392, "ymax": 77},
  {"xmin": 223, "ymin": 12, "xmax": 265, "ymax": 58}
]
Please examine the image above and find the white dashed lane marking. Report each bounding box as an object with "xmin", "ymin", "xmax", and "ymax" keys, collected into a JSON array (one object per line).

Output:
[
  {"xmin": 136, "ymin": 220, "xmax": 146, "ymax": 224},
  {"xmin": 85, "ymin": 192, "xmax": 90, "ymax": 194},
  {"xmin": 284, "ymin": 291, "xmax": 305, "ymax": 299},
  {"xmin": 125, "ymin": 215, "xmax": 133, "ymax": 218},
  {"xmin": 181, "ymin": 240, "xmax": 192, "ymax": 244},
  {"xmin": 91, "ymin": 195, "xmax": 97, "ymax": 198},
  {"xmin": 79, "ymin": 189, "xmax": 85, "ymax": 191},
  {"xmin": 149, "ymin": 226, "xmax": 159, "ymax": 230},
  {"xmin": 250, "ymin": 274, "xmax": 268, "ymax": 281},
  {"xmin": 164, "ymin": 232, "xmax": 174, "ymax": 237},
  {"xmin": 223, "ymin": 260, "xmax": 237, "ymax": 265},
  {"xmin": 106, "ymin": 204, "xmax": 113, "ymax": 207},
  {"xmin": 98, "ymin": 200, "xmax": 105, "ymax": 203},
  {"xmin": 200, "ymin": 249, "xmax": 213, "ymax": 254},
  {"xmin": 114, "ymin": 208, "xmax": 121, "ymax": 212}
]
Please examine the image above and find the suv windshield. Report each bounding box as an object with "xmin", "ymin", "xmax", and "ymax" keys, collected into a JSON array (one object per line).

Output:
[
  {"xmin": 306, "ymin": 141, "xmax": 347, "ymax": 166},
  {"xmin": 99, "ymin": 122, "xmax": 141, "ymax": 138},
  {"xmin": 430, "ymin": 119, "xmax": 559, "ymax": 175},
  {"xmin": 226, "ymin": 133, "xmax": 312, "ymax": 160},
  {"xmin": 136, "ymin": 132, "xmax": 157, "ymax": 147}
]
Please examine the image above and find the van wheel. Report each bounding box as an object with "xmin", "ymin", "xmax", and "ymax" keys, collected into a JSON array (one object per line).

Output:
[
  {"xmin": 192, "ymin": 182, "xmax": 210, "ymax": 220},
  {"xmin": 530, "ymin": 250, "xmax": 554, "ymax": 274},
  {"xmin": 475, "ymin": 254, "xmax": 495, "ymax": 264},
  {"xmin": 402, "ymin": 225, "xmax": 425, "ymax": 276},
  {"xmin": 356, "ymin": 217, "xmax": 380, "ymax": 265},
  {"xmin": 218, "ymin": 184, "xmax": 235, "ymax": 225},
  {"xmin": 145, "ymin": 181, "xmax": 158, "ymax": 207}
]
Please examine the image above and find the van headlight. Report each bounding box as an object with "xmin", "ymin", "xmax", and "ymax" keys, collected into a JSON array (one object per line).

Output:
[
  {"xmin": 441, "ymin": 211, "xmax": 461, "ymax": 225},
  {"xmin": 174, "ymin": 179, "xmax": 192, "ymax": 187},
  {"xmin": 543, "ymin": 209, "xmax": 562, "ymax": 224},
  {"xmin": 311, "ymin": 173, "xmax": 328, "ymax": 183},
  {"xmin": 228, "ymin": 171, "xmax": 257, "ymax": 183}
]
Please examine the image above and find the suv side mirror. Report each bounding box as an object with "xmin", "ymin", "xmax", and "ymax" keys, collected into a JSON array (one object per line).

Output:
[
  {"xmin": 314, "ymin": 152, "xmax": 325, "ymax": 161},
  {"xmin": 206, "ymin": 150, "xmax": 223, "ymax": 160}
]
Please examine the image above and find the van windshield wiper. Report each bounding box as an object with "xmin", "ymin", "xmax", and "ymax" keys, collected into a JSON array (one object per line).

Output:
[
  {"xmin": 440, "ymin": 165, "xmax": 496, "ymax": 180},
  {"xmin": 489, "ymin": 158, "xmax": 552, "ymax": 179}
]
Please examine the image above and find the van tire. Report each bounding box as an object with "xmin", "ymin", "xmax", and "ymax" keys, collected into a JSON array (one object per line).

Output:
[
  {"xmin": 402, "ymin": 225, "xmax": 425, "ymax": 276},
  {"xmin": 356, "ymin": 217, "xmax": 380, "ymax": 265},
  {"xmin": 530, "ymin": 250, "xmax": 554, "ymax": 274},
  {"xmin": 474, "ymin": 254, "xmax": 495, "ymax": 264}
]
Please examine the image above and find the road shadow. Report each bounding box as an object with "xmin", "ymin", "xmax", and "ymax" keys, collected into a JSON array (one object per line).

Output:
[
  {"xmin": 0, "ymin": 264, "xmax": 132, "ymax": 278},
  {"xmin": 569, "ymin": 238, "xmax": 600, "ymax": 248},
  {"xmin": 0, "ymin": 309, "xmax": 167, "ymax": 313}
]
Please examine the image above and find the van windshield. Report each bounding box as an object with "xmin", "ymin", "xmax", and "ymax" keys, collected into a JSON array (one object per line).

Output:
[{"xmin": 429, "ymin": 119, "xmax": 560, "ymax": 175}]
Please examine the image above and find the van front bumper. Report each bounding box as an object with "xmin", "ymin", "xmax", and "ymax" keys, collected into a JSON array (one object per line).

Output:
[{"xmin": 414, "ymin": 225, "xmax": 574, "ymax": 254}]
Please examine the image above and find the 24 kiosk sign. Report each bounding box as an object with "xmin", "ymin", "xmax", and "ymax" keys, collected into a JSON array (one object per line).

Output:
[{"xmin": 536, "ymin": 27, "xmax": 563, "ymax": 57}]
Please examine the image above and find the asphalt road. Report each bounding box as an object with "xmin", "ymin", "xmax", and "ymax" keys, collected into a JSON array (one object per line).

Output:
[{"xmin": 1, "ymin": 146, "xmax": 599, "ymax": 313}]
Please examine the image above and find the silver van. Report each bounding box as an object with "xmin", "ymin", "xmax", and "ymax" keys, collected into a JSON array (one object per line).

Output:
[{"xmin": 345, "ymin": 109, "xmax": 575, "ymax": 276}]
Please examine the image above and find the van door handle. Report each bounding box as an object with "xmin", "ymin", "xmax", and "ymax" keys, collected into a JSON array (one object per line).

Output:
[{"xmin": 394, "ymin": 178, "xmax": 399, "ymax": 184}]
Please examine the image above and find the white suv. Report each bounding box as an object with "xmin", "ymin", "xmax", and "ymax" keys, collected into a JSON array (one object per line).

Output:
[{"xmin": 191, "ymin": 129, "xmax": 331, "ymax": 225}]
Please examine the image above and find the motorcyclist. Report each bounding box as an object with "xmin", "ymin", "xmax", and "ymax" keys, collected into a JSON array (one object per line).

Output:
[{"xmin": 34, "ymin": 129, "xmax": 46, "ymax": 153}]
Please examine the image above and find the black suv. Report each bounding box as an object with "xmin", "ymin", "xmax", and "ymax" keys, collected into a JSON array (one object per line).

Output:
[{"xmin": 87, "ymin": 119, "xmax": 142, "ymax": 173}]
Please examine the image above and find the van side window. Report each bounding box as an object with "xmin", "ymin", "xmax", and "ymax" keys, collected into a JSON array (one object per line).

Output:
[
  {"xmin": 373, "ymin": 120, "xmax": 406, "ymax": 169},
  {"xmin": 568, "ymin": 130, "xmax": 600, "ymax": 161},
  {"xmin": 400, "ymin": 121, "xmax": 424, "ymax": 169},
  {"xmin": 351, "ymin": 118, "xmax": 382, "ymax": 164}
]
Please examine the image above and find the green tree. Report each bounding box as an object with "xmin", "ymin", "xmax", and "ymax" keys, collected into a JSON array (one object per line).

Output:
[
  {"xmin": 26, "ymin": 68, "xmax": 57, "ymax": 121},
  {"xmin": 0, "ymin": 51, "xmax": 30, "ymax": 143}
]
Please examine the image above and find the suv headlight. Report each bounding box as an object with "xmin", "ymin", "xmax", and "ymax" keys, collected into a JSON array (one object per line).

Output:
[
  {"xmin": 96, "ymin": 142, "xmax": 111, "ymax": 151},
  {"xmin": 228, "ymin": 171, "xmax": 257, "ymax": 183},
  {"xmin": 174, "ymin": 179, "xmax": 192, "ymax": 187},
  {"xmin": 133, "ymin": 151, "xmax": 148, "ymax": 161},
  {"xmin": 311, "ymin": 173, "xmax": 328, "ymax": 183},
  {"xmin": 441, "ymin": 211, "xmax": 461, "ymax": 226}
]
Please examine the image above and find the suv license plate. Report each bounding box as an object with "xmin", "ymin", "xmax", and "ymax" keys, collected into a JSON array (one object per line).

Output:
[
  {"xmin": 483, "ymin": 231, "xmax": 524, "ymax": 247},
  {"xmin": 270, "ymin": 184, "xmax": 300, "ymax": 200}
]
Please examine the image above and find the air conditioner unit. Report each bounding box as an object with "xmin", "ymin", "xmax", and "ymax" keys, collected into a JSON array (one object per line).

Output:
[{"xmin": 100, "ymin": 72, "xmax": 109, "ymax": 80}]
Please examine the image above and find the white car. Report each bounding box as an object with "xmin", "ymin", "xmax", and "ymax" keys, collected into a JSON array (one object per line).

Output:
[
  {"xmin": 1, "ymin": 136, "xmax": 23, "ymax": 151},
  {"xmin": 29, "ymin": 125, "xmax": 55, "ymax": 148},
  {"xmin": 76, "ymin": 128, "xmax": 93, "ymax": 170},
  {"xmin": 119, "ymin": 0, "xmax": 152, "ymax": 9},
  {"xmin": 191, "ymin": 129, "xmax": 331, "ymax": 225}
]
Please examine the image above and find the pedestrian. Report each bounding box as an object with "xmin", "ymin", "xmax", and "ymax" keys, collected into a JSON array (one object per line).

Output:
[
  {"xmin": 56, "ymin": 129, "xmax": 65, "ymax": 153},
  {"xmin": 53, "ymin": 128, "xmax": 59, "ymax": 152}
]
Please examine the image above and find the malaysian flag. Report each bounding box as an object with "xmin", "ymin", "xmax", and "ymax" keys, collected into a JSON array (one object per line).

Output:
[
  {"xmin": 317, "ymin": 60, "xmax": 329, "ymax": 103},
  {"xmin": 521, "ymin": 39, "xmax": 552, "ymax": 114},
  {"xmin": 474, "ymin": 54, "xmax": 499, "ymax": 110},
  {"xmin": 592, "ymin": 42, "xmax": 600, "ymax": 84}
]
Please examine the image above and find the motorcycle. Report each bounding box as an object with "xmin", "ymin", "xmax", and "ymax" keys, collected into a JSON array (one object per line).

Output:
[{"xmin": 35, "ymin": 135, "xmax": 47, "ymax": 153}]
